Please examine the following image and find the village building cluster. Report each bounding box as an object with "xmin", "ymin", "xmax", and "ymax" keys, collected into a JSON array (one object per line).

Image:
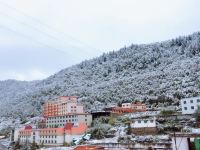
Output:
[
  {"xmin": 10, "ymin": 95, "xmax": 200, "ymax": 150},
  {"xmin": 13, "ymin": 96, "xmax": 92, "ymax": 146}
]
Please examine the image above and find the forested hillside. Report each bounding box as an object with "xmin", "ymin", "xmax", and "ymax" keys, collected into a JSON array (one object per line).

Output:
[{"xmin": 1, "ymin": 32, "xmax": 200, "ymax": 118}]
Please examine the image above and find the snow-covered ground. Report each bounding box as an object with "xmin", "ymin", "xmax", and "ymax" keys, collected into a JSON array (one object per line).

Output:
[
  {"xmin": 88, "ymin": 137, "xmax": 118, "ymax": 144},
  {"xmin": 0, "ymin": 117, "xmax": 14, "ymax": 130},
  {"xmin": 0, "ymin": 117, "xmax": 21, "ymax": 131},
  {"xmin": 0, "ymin": 138, "xmax": 10, "ymax": 148},
  {"xmin": 124, "ymin": 111, "xmax": 160, "ymax": 119}
]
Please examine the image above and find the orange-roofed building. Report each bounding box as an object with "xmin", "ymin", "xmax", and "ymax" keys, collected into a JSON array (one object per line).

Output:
[
  {"xmin": 74, "ymin": 145, "xmax": 105, "ymax": 150},
  {"xmin": 105, "ymin": 101, "xmax": 146, "ymax": 114},
  {"xmin": 18, "ymin": 128, "xmax": 32, "ymax": 143},
  {"xmin": 17, "ymin": 122, "xmax": 87, "ymax": 146},
  {"xmin": 43, "ymin": 96, "xmax": 92, "ymax": 128},
  {"xmin": 43, "ymin": 96, "xmax": 84, "ymax": 117},
  {"xmin": 132, "ymin": 102, "xmax": 147, "ymax": 112},
  {"xmin": 65, "ymin": 122, "xmax": 87, "ymax": 135}
]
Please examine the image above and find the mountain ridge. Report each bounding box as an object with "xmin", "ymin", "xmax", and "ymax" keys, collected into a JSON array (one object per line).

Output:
[{"xmin": 1, "ymin": 32, "xmax": 200, "ymax": 117}]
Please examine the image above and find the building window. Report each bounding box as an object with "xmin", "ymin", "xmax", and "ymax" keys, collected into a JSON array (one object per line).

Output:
[
  {"xmin": 150, "ymin": 120, "xmax": 153, "ymax": 123},
  {"xmin": 191, "ymin": 106, "xmax": 194, "ymax": 109},
  {"xmin": 144, "ymin": 120, "xmax": 148, "ymax": 123},
  {"xmin": 184, "ymin": 107, "xmax": 187, "ymax": 110},
  {"xmin": 184, "ymin": 101, "xmax": 186, "ymax": 104},
  {"xmin": 138, "ymin": 120, "xmax": 141, "ymax": 123},
  {"xmin": 197, "ymin": 99, "xmax": 200, "ymax": 102},
  {"xmin": 190, "ymin": 100, "xmax": 193, "ymax": 103}
]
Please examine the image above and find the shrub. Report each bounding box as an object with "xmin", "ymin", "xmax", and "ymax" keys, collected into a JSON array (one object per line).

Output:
[{"xmin": 160, "ymin": 110, "xmax": 175, "ymax": 116}]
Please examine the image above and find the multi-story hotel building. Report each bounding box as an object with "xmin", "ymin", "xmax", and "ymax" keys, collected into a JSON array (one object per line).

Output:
[
  {"xmin": 43, "ymin": 96, "xmax": 92, "ymax": 127},
  {"xmin": 43, "ymin": 96, "xmax": 84, "ymax": 117},
  {"xmin": 46, "ymin": 113, "xmax": 92, "ymax": 128},
  {"xmin": 13, "ymin": 96, "xmax": 92, "ymax": 146}
]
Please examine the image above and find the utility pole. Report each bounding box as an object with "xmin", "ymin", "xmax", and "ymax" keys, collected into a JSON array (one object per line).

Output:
[{"xmin": 173, "ymin": 126, "xmax": 178, "ymax": 150}]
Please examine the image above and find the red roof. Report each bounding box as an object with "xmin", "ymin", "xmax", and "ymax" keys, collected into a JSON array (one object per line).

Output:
[
  {"xmin": 64, "ymin": 123, "xmax": 73, "ymax": 130},
  {"xmin": 25, "ymin": 125, "xmax": 32, "ymax": 130},
  {"xmin": 74, "ymin": 145, "xmax": 104, "ymax": 150}
]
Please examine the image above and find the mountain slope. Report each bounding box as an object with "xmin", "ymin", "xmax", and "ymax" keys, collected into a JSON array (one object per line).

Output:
[{"xmin": 1, "ymin": 32, "xmax": 200, "ymax": 117}]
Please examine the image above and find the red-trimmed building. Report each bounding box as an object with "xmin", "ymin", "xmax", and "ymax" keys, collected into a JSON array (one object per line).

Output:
[
  {"xmin": 14, "ymin": 96, "xmax": 92, "ymax": 146},
  {"xmin": 18, "ymin": 123, "xmax": 87, "ymax": 145}
]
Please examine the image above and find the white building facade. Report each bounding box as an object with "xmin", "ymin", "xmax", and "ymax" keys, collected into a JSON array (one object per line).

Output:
[
  {"xmin": 131, "ymin": 117, "xmax": 157, "ymax": 135},
  {"xmin": 131, "ymin": 117, "xmax": 156, "ymax": 128},
  {"xmin": 181, "ymin": 96, "xmax": 200, "ymax": 114},
  {"xmin": 122, "ymin": 103, "xmax": 132, "ymax": 108},
  {"xmin": 46, "ymin": 113, "xmax": 92, "ymax": 128},
  {"xmin": 16, "ymin": 123, "xmax": 87, "ymax": 146}
]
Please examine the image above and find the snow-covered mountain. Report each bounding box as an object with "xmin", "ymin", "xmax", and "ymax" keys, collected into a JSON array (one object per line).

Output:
[{"xmin": 1, "ymin": 32, "xmax": 200, "ymax": 118}]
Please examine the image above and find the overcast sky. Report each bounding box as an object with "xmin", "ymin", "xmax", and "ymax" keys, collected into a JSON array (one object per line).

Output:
[{"xmin": 0, "ymin": 0, "xmax": 200, "ymax": 81}]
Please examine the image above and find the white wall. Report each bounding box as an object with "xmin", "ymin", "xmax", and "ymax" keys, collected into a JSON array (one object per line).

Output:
[
  {"xmin": 171, "ymin": 137, "xmax": 189, "ymax": 150},
  {"xmin": 122, "ymin": 103, "xmax": 131, "ymax": 108},
  {"xmin": 77, "ymin": 114, "xmax": 92, "ymax": 126},
  {"xmin": 30, "ymin": 130, "xmax": 40, "ymax": 144},
  {"xmin": 15, "ymin": 129, "xmax": 86, "ymax": 146},
  {"xmin": 192, "ymin": 128, "xmax": 200, "ymax": 133},
  {"xmin": 46, "ymin": 115, "xmax": 78, "ymax": 128},
  {"xmin": 131, "ymin": 118, "xmax": 156, "ymax": 128},
  {"xmin": 67, "ymin": 102, "xmax": 77, "ymax": 113},
  {"xmin": 14, "ymin": 129, "xmax": 19, "ymax": 142},
  {"xmin": 56, "ymin": 135, "xmax": 64, "ymax": 145},
  {"xmin": 181, "ymin": 96, "xmax": 200, "ymax": 114},
  {"xmin": 77, "ymin": 105, "xmax": 84, "ymax": 113}
]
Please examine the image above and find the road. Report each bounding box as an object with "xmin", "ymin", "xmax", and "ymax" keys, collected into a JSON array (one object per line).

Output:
[
  {"xmin": 0, "ymin": 139, "xmax": 9, "ymax": 150},
  {"xmin": 0, "ymin": 143, "xmax": 7, "ymax": 150}
]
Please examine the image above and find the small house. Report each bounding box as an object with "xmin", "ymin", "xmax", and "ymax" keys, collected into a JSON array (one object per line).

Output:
[{"xmin": 131, "ymin": 117, "xmax": 157, "ymax": 135}]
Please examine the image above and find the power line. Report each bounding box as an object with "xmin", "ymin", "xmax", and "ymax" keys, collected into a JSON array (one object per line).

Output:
[
  {"xmin": 0, "ymin": 10, "xmax": 81, "ymax": 56},
  {"xmin": 0, "ymin": 10, "xmax": 95, "ymax": 59},
  {"xmin": 0, "ymin": 1, "xmax": 102, "ymax": 53},
  {"xmin": 0, "ymin": 24, "xmax": 70, "ymax": 56}
]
